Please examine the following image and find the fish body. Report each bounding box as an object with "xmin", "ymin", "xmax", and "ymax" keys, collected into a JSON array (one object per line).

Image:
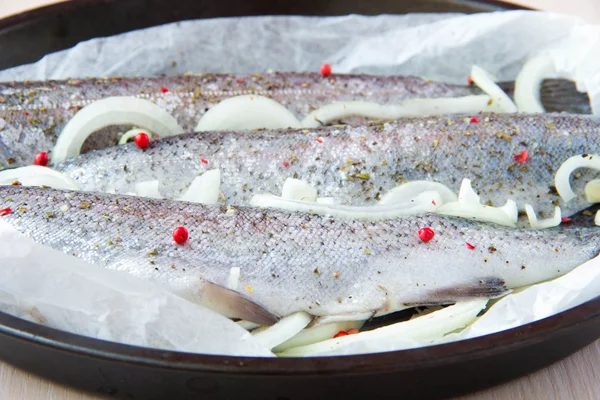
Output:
[
  {"xmin": 0, "ymin": 186, "xmax": 597, "ymax": 322},
  {"xmin": 53, "ymin": 113, "xmax": 600, "ymax": 217},
  {"xmin": 0, "ymin": 72, "xmax": 589, "ymax": 169},
  {"xmin": 0, "ymin": 72, "xmax": 473, "ymax": 168}
]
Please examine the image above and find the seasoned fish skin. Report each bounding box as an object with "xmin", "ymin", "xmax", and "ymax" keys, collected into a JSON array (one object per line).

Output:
[
  {"xmin": 0, "ymin": 186, "xmax": 597, "ymax": 319},
  {"xmin": 0, "ymin": 72, "xmax": 473, "ymax": 168},
  {"xmin": 55, "ymin": 113, "xmax": 600, "ymax": 217}
]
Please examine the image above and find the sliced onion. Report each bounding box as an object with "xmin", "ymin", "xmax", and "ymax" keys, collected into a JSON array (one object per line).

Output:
[
  {"xmin": 0, "ymin": 166, "xmax": 79, "ymax": 190},
  {"xmin": 118, "ymin": 128, "xmax": 153, "ymax": 145},
  {"xmin": 227, "ymin": 267, "xmax": 241, "ymax": 291},
  {"xmin": 379, "ymin": 181, "xmax": 457, "ymax": 206},
  {"xmin": 595, "ymin": 211, "xmax": 600, "ymax": 226},
  {"xmin": 250, "ymin": 311, "xmax": 313, "ymax": 350},
  {"xmin": 250, "ymin": 191, "xmax": 441, "ymax": 221},
  {"xmin": 273, "ymin": 320, "xmax": 365, "ymax": 353},
  {"xmin": 555, "ymin": 154, "xmax": 600, "ymax": 203},
  {"xmin": 236, "ymin": 320, "xmax": 261, "ymax": 331},
  {"xmin": 281, "ymin": 178, "xmax": 318, "ymax": 202},
  {"xmin": 300, "ymin": 95, "xmax": 503, "ymax": 128},
  {"xmin": 525, "ymin": 204, "xmax": 561, "ymax": 229},
  {"xmin": 316, "ymin": 197, "xmax": 335, "ymax": 205},
  {"xmin": 177, "ymin": 169, "xmax": 221, "ymax": 204},
  {"xmin": 195, "ymin": 95, "xmax": 302, "ymax": 131},
  {"xmin": 435, "ymin": 179, "xmax": 518, "ymax": 227},
  {"xmin": 277, "ymin": 300, "xmax": 487, "ymax": 357},
  {"xmin": 514, "ymin": 56, "xmax": 557, "ymax": 113},
  {"xmin": 51, "ymin": 97, "xmax": 184, "ymax": 164},
  {"xmin": 584, "ymin": 179, "xmax": 600, "ymax": 203},
  {"xmin": 134, "ymin": 180, "xmax": 162, "ymax": 199},
  {"xmin": 470, "ymin": 65, "xmax": 518, "ymax": 113}
]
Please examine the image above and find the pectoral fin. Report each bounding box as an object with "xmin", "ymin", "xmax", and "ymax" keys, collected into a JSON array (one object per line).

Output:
[{"xmin": 199, "ymin": 280, "xmax": 280, "ymax": 326}]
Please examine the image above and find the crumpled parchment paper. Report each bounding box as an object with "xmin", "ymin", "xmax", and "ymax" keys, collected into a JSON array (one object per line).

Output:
[{"xmin": 0, "ymin": 11, "xmax": 599, "ymax": 356}]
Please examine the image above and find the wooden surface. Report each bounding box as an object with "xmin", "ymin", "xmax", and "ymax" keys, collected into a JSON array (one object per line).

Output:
[{"xmin": 0, "ymin": 0, "xmax": 599, "ymax": 399}]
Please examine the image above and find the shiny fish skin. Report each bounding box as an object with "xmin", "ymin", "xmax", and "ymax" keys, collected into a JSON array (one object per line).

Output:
[
  {"xmin": 0, "ymin": 72, "xmax": 473, "ymax": 169},
  {"xmin": 54, "ymin": 113, "xmax": 600, "ymax": 217},
  {"xmin": 0, "ymin": 186, "xmax": 597, "ymax": 319}
]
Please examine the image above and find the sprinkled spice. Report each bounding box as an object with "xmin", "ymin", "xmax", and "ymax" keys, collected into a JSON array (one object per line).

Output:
[
  {"xmin": 418, "ymin": 227, "xmax": 434, "ymax": 243},
  {"xmin": 561, "ymin": 217, "xmax": 572, "ymax": 224},
  {"xmin": 320, "ymin": 63, "xmax": 332, "ymax": 77},
  {"xmin": 0, "ymin": 207, "xmax": 12, "ymax": 216},
  {"xmin": 466, "ymin": 242, "xmax": 476, "ymax": 250},
  {"xmin": 513, "ymin": 150, "xmax": 529, "ymax": 163},
  {"xmin": 467, "ymin": 76, "xmax": 474, "ymax": 85},
  {"xmin": 200, "ymin": 158, "xmax": 209, "ymax": 164},
  {"xmin": 34, "ymin": 152, "xmax": 49, "ymax": 166},
  {"xmin": 470, "ymin": 117, "xmax": 480, "ymax": 124},
  {"xmin": 134, "ymin": 133, "xmax": 150, "ymax": 149},
  {"xmin": 160, "ymin": 87, "xmax": 169, "ymax": 93},
  {"xmin": 79, "ymin": 202, "xmax": 91, "ymax": 209},
  {"xmin": 282, "ymin": 161, "xmax": 290, "ymax": 168},
  {"xmin": 315, "ymin": 138, "xmax": 323, "ymax": 144},
  {"xmin": 172, "ymin": 226, "xmax": 189, "ymax": 244},
  {"xmin": 364, "ymin": 249, "xmax": 372, "ymax": 256}
]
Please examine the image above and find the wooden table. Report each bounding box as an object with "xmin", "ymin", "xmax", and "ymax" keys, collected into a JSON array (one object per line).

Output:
[{"xmin": 0, "ymin": 0, "xmax": 599, "ymax": 399}]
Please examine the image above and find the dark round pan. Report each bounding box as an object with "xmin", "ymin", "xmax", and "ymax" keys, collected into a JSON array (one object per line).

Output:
[{"xmin": 2, "ymin": 1, "xmax": 598, "ymax": 399}]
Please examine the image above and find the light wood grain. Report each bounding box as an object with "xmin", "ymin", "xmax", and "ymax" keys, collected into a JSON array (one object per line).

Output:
[{"xmin": 0, "ymin": 0, "xmax": 598, "ymax": 399}]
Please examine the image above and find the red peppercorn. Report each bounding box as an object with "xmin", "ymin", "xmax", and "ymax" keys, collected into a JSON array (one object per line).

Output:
[
  {"xmin": 172, "ymin": 226, "xmax": 189, "ymax": 245},
  {"xmin": 467, "ymin": 76, "xmax": 474, "ymax": 86},
  {"xmin": 561, "ymin": 217, "xmax": 572, "ymax": 224},
  {"xmin": 200, "ymin": 158, "xmax": 209, "ymax": 165},
  {"xmin": 282, "ymin": 161, "xmax": 290, "ymax": 168},
  {"xmin": 418, "ymin": 227, "xmax": 435, "ymax": 243},
  {"xmin": 470, "ymin": 117, "xmax": 480, "ymax": 123},
  {"xmin": 333, "ymin": 330, "xmax": 349, "ymax": 339},
  {"xmin": 134, "ymin": 133, "xmax": 150, "ymax": 149},
  {"xmin": 315, "ymin": 138, "xmax": 323, "ymax": 144},
  {"xmin": 513, "ymin": 150, "xmax": 529, "ymax": 163},
  {"xmin": 0, "ymin": 207, "xmax": 12, "ymax": 216},
  {"xmin": 347, "ymin": 328, "xmax": 359, "ymax": 335},
  {"xmin": 320, "ymin": 63, "xmax": 332, "ymax": 77},
  {"xmin": 160, "ymin": 87, "xmax": 169, "ymax": 93},
  {"xmin": 466, "ymin": 242, "xmax": 476, "ymax": 250},
  {"xmin": 34, "ymin": 152, "xmax": 49, "ymax": 166}
]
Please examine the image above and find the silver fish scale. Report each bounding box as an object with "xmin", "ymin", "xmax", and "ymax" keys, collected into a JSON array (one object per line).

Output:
[
  {"xmin": 0, "ymin": 73, "xmax": 473, "ymax": 168},
  {"xmin": 55, "ymin": 113, "xmax": 600, "ymax": 217},
  {"xmin": 1, "ymin": 186, "xmax": 598, "ymax": 318}
]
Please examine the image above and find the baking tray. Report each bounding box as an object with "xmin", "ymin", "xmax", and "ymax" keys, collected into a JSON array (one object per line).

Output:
[{"xmin": 0, "ymin": 1, "xmax": 598, "ymax": 399}]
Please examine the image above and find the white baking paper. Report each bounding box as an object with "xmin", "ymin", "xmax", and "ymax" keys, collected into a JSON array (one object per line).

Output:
[
  {"xmin": 0, "ymin": 11, "xmax": 599, "ymax": 356},
  {"xmin": 0, "ymin": 222, "xmax": 273, "ymax": 357}
]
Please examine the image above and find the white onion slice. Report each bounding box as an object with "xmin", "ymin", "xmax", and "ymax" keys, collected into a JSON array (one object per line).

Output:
[
  {"xmin": 52, "ymin": 97, "xmax": 184, "ymax": 164},
  {"xmin": 584, "ymin": 179, "xmax": 600, "ymax": 203},
  {"xmin": 525, "ymin": 204, "xmax": 561, "ymax": 229},
  {"xmin": 281, "ymin": 178, "xmax": 318, "ymax": 202},
  {"xmin": 595, "ymin": 211, "xmax": 600, "ymax": 226},
  {"xmin": 177, "ymin": 169, "xmax": 221, "ymax": 204},
  {"xmin": 555, "ymin": 154, "xmax": 600, "ymax": 203},
  {"xmin": 379, "ymin": 181, "xmax": 457, "ymax": 206},
  {"xmin": 514, "ymin": 56, "xmax": 557, "ymax": 113},
  {"xmin": 435, "ymin": 179, "xmax": 518, "ymax": 227},
  {"xmin": 118, "ymin": 128, "xmax": 153, "ymax": 145},
  {"xmin": 250, "ymin": 191, "xmax": 441, "ymax": 221},
  {"xmin": 134, "ymin": 180, "xmax": 162, "ymax": 199},
  {"xmin": 273, "ymin": 320, "xmax": 365, "ymax": 353},
  {"xmin": 250, "ymin": 312, "xmax": 313, "ymax": 350},
  {"xmin": 277, "ymin": 300, "xmax": 487, "ymax": 357},
  {"xmin": 316, "ymin": 197, "xmax": 335, "ymax": 205},
  {"xmin": 236, "ymin": 320, "xmax": 261, "ymax": 331},
  {"xmin": 0, "ymin": 166, "xmax": 79, "ymax": 190},
  {"xmin": 301, "ymin": 95, "xmax": 502, "ymax": 128},
  {"xmin": 195, "ymin": 95, "xmax": 302, "ymax": 131},
  {"xmin": 227, "ymin": 267, "xmax": 241, "ymax": 291},
  {"xmin": 470, "ymin": 65, "xmax": 518, "ymax": 113}
]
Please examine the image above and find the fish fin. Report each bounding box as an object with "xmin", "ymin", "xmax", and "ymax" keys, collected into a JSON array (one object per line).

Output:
[
  {"xmin": 498, "ymin": 79, "xmax": 591, "ymax": 114},
  {"xmin": 426, "ymin": 277, "xmax": 510, "ymax": 303},
  {"xmin": 200, "ymin": 280, "xmax": 280, "ymax": 326},
  {"xmin": 306, "ymin": 311, "xmax": 374, "ymax": 329}
]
